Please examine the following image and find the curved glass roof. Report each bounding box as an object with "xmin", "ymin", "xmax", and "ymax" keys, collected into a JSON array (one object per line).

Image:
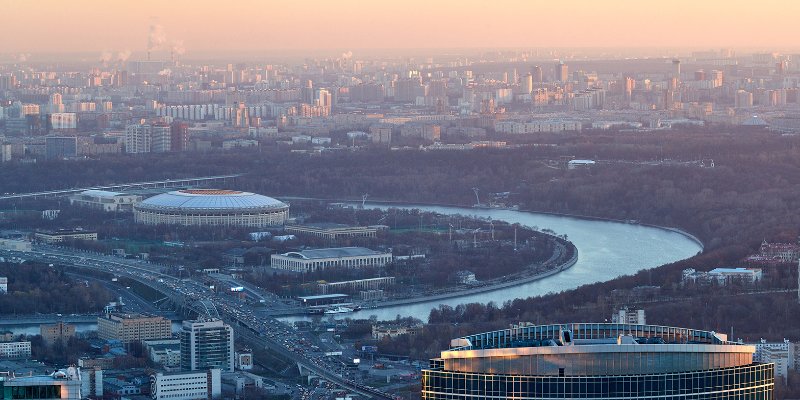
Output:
[{"xmin": 137, "ymin": 190, "xmax": 287, "ymax": 211}]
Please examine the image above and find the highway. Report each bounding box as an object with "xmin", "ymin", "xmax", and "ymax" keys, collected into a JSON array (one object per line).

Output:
[
  {"xmin": 0, "ymin": 174, "xmax": 244, "ymax": 201},
  {"xmin": 1, "ymin": 245, "xmax": 395, "ymax": 399}
]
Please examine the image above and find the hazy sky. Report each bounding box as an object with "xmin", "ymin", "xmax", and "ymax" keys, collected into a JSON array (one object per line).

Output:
[{"xmin": 2, "ymin": 0, "xmax": 798, "ymax": 54}]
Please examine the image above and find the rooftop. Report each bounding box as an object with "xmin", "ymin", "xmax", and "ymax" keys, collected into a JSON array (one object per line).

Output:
[
  {"xmin": 79, "ymin": 189, "xmax": 129, "ymax": 198},
  {"xmin": 137, "ymin": 189, "xmax": 287, "ymax": 211},
  {"xmin": 280, "ymin": 246, "xmax": 389, "ymax": 260},
  {"xmin": 448, "ymin": 323, "xmax": 736, "ymax": 352}
]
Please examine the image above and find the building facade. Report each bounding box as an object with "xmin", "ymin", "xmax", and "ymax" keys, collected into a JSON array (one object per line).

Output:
[
  {"xmin": 33, "ymin": 229, "xmax": 97, "ymax": 244},
  {"xmin": 69, "ymin": 190, "xmax": 142, "ymax": 212},
  {"xmin": 0, "ymin": 341, "xmax": 32, "ymax": 359},
  {"xmin": 284, "ymin": 223, "xmax": 378, "ymax": 240},
  {"xmin": 40, "ymin": 321, "xmax": 76, "ymax": 345},
  {"xmin": 134, "ymin": 189, "xmax": 289, "ymax": 228},
  {"xmin": 0, "ymin": 368, "xmax": 84, "ymax": 400},
  {"xmin": 180, "ymin": 319, "xmax": 234, "ymax": 372},
  {"xmin": 422, "ymin": 323, "xmax": 774, "ymax": 400},
  {"xmin": 271, "ymin": 247, "xmax": 393, "ymax": 273},
  {"xmin": 97, "ymin": 313, "xmax": 172, "ymax": 344},
  {"xmin": 150, "ymin": 369, "xmax": 221, "ymax": 400}
]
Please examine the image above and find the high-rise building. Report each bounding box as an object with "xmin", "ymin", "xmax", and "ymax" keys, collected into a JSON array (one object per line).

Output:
[
  {"xmin": 422, "ymin": 323, "xmax": 774, "ymax": 399},
  {"xmin": 736, "ymin": 90, "xmax": 754, "ymax": 109},
  {"xmin": 45, "ymin": 136, "xmax": 78, "ymax": 160},
  {"xmin": 151, "ymin": 123, "xmax": 171, "ymax": 153},
  {"xmin": 301, "ymin": 80, "xmax": 314, "ymax": 104},
  {"xmin": 555, "ymin": 61, "xmax": 568, "ymax": 83},
  {"xmin": 180, "ymin": 319, "xmax": 234, "ymax": 372},
  {"xmin": 1, "ymin": 144, "xmax": 11, "ymax": 162},
  {"xmin": 170, "ymin": 121, "xmax": 189, "ymax": 152},
  {"xmin": 532, "ymin": 65, "xmax": 543, "ymax": 87},
  {"xmin": 316, "ymin": 88, "xmax": 332, "ymax": 116},
  {"xmin": 97, "ymin": 313, "xmax": 172, "ymax": 344},
  {"xmin": 125, "ymin": 124, "xmax": 152, "ymax": 153},
  {"xmin": 523, "ymin": 73, "xmax": 534, "ymax": 94}
]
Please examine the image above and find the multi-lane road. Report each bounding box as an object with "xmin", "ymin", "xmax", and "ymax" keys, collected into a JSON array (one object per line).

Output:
[{"xmin": 1, "ymin": 245, "xmax": 396, "ymax": 399}]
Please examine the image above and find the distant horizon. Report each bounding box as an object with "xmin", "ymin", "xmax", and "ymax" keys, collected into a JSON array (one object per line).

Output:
[{"xmin": 3, "ymin": 0, "xmax": 799, "ymax": 54}]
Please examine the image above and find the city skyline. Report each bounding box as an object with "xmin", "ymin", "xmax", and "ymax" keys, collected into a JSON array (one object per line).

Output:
[{"xmin": 2, "ymin": 0, "xmax": 800, "ymax": 55}]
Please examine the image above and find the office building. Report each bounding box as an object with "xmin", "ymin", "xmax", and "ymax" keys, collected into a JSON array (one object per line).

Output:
[
  {"xmin": 45, "ymin": 136, "xmax": 77, "ymax": 160},
  {"xmin": 0, "ymin": 341, "xmax": 32, "ymax": 359},
  {"xmin": 422, "ymin": 323, "xmax": 774, "ymax": 399},
  {"xmin": 97, "ymin": 312, "xmax": 172, "ymax": 344},
  {"xmin": 150, "ymin": 369, "xmax": 221, "ymax": 400},
  {"xmin": 0, "ymin": 368, "xmax": 85, "ymax": 400},
  {"xmin": 69, "ymin": 190, "xmax": 142, "ymax": 212},
  {"xmin": 40, "ymin": 321, "xmax": 76, "ymax": 345},
  {"xmin": 271, "ymin": 247, "xmax": 393, "ymax": 273},
  {"xmin": 180, "ymin": 319, "xmax": 234, "ymax": 372}
]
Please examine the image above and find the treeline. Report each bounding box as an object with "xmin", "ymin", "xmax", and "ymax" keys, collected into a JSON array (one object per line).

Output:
[
  {"xmin": 0, "ymin": 262, "xmax": 114, "ymax": 314},
  {"xmin": 3, "ymin": 129, "xmax": 800, "ymax": 250}
]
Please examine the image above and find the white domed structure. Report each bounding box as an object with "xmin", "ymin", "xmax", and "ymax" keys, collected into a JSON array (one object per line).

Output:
[{"xmin": 134, "ymin": 189, "xmax": 288, "ymax": 227}]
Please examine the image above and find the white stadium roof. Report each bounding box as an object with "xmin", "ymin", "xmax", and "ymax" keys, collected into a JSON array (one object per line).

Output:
[{"xmin": 137, "ymin": 189, "xmax": 287, "ymax": 211}]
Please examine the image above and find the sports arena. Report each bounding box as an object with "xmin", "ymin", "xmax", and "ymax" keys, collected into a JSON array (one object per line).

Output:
[{"xmin": 133, "ymin": 189, "xmax": 289, "ymax": 227}]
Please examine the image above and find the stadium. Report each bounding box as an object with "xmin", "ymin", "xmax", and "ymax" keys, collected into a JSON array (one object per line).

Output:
[
  {"xmin": 423, "ymin": 323, "xmax": 774, "ymax": 400},
  {"xmin": 133, "ymin": 189, "xmax": 289, "ymax": 227}
]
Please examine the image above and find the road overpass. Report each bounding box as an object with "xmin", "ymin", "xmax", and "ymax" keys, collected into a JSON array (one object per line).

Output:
[{"xmin": 0, "ymin": 173, "xmax": 244, "ymax": 201}]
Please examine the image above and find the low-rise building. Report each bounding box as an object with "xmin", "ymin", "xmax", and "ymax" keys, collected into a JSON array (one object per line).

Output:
[
  {"xmin": 611, "ymin": 307, "xmax": 646, "ymax": 325},
  {"xmin": 34, "ymin": 229, "xmax": 97, "ymax": 244},
  {"xmin": 150, "ymin": 369, "xmax": 222, "ymax": 400},
  {"xmin": 317, "ymin": 276, "xmax": 395, "ymax": 295},
  {"xmin": 0, "ymin": 341, "xmax": 32, "ymax": 359},
  {"xmin": 222, "ymin": 371, "xmax": 272, "ymax": 397},
  {"xmin": 235, "ymin": 350, "xmax": 253, "ymax": 371},
  {"xmin": 97, "ymin": 312, "xmax": 172, "ymax": 344},
  {"xmin": 285, "ymin": 223, "xmax": 378, "ymax": 240},
  {"xmin": 372, "ymin": 323, "xmax": 423, "ymax": 340},
  {"xmin": 143, "ymin": 339, "xmax": 181, "ymax": 369},
  {"xmin": 271, "ymin": 247, "xmax": 392, "ymax": 273},
  {"xmin": 682, "ymin": 267, "xmax": 762, "ymax": 285},
  {"xmin": 69, "ymin": 190, "xmax": 142, "ymax": 212},
  {"xmin": 0, "ymin": 238, "xmax": 31, "ymax": 252}
]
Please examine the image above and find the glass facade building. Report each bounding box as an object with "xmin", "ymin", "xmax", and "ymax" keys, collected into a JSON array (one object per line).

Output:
[
  {"xmin": 422, "ymin": 323, "xmax": 774, "ymax": 399},
  {"xmin": 179, "ymin": 319, "xmax": 234, "ymax": 372}
]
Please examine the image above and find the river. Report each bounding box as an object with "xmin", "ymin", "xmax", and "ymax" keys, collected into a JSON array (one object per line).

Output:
[{"xmin": 280, "ymin": 204, "xmax": 702, "ymax": 322}]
